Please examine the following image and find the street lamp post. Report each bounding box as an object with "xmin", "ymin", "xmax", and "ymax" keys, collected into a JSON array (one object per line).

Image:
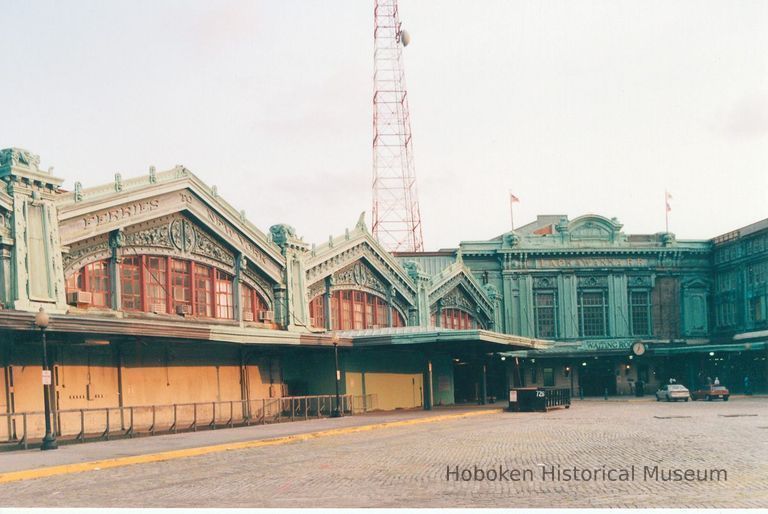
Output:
[
  {"xmin": 331, "ymin": 333, "xmax": 342, "ymax": 418},
  {"xmin": 35, "ymin": 307, "xmax": 58, "ymax": 451}
]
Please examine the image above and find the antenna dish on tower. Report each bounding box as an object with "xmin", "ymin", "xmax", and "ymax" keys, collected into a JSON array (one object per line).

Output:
[
  {"xmin": 372, "ymin": 0, "xmax": 424, "ymax": 252},
  {"xmin": 400, "ymin": 30, "xmax": 411, "ymax": 47}
]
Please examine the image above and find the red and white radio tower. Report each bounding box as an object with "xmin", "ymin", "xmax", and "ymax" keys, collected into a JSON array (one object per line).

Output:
[{"xmin": 372, "ymin": 0, "xmax": 424, "ymax": 252}]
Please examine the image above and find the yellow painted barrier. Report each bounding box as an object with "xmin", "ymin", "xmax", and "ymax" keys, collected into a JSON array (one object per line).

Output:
[{"xmin": 0, "ymin": 408, "xmax": 501, "ymax": 484}]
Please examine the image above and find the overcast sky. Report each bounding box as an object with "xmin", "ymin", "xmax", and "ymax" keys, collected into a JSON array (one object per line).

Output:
[{"xmin": 1, "ymin": 1, "xmax": 766, "ymax": 249}]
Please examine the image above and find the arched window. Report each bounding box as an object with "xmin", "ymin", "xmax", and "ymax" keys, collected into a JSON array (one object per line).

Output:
[
  {"xmin": 308, "ymin": 290, "xmax": 405, "ymax": 330},
  {"xmin": 66, "ymin": 255, "xmax": 239, "ymax": 320},
  {"xmin": 66, "ymin": 260, "xmax": 111, "ymax": 308}
]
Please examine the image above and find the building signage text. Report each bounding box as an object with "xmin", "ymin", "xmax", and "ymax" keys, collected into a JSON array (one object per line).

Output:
[
  {"xmin": 537, "ymin": 257, "xmax": 648, "ymax": 269},
  {"xmin": 578, "ymin": 340, "xmax": 634, "ymax": 351},
  {"xmin": 81, "ymin": 199, "xmax": 160, "ymax": 229}
]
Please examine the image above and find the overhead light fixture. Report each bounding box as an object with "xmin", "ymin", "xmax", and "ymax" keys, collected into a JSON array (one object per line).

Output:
[{"xmin": 83, "ymin": 339, "xmax": 111, "ymax": 346}]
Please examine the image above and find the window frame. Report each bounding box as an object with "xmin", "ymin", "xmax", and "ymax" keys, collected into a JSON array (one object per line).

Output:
[
  {"xmin": 629, "ymin": 289, "xmax": 652, "ymax": 336},
  {"xmin": 578, "ymin": 289, "xmax": 609, "ymax": 337},
  {"xmin": 533, "ymin": 290, "xmax": 558, "ymax": 338}
]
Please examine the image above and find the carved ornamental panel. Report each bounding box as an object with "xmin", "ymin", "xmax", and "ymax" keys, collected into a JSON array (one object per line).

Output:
[{"xmin": 332, "ymin": 261, "xmax": 388, "ymax": 296}]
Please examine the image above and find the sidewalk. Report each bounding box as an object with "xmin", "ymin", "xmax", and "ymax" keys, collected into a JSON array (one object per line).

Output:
[
  {"xmin": 576, "ymin": 394, "xmax": 768, "ymax": 402},
  {"xmin": 0, "ymin": 406, "xmax": 501, "ymax": 476}
]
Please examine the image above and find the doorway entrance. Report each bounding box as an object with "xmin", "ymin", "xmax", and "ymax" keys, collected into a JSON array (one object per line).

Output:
[{"xmin": 578, "ymin": 358, "xmax": 616, "ymax": 396}]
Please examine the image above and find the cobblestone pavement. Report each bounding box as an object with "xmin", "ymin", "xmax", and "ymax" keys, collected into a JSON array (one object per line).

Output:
[{"xmin": 1, "ymin": 398, "xmax": 767, "ymax": 508}]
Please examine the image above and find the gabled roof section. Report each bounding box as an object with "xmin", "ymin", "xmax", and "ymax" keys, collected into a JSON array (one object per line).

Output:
[
  {"xmin": 54, "ymin": 165, "xmax": 285, "ymax": 279},
  {"xmin": 425, "ymin": 251, "xmax": 494, "ymax": 321},
  {"xmin": 305, "ymin": 214, "xmax": 418, "ymax": 301}
]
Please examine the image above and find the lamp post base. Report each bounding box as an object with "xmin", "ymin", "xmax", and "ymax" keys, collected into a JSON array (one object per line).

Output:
[{"xmin": 41, "ymin": 434, "xmax": 58, "ymax": 451}]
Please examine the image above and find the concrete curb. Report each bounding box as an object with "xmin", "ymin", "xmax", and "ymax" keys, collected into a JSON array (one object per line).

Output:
[{"xmin": 0, "ymin": 408, "xmax": 501, "ymax": 484}]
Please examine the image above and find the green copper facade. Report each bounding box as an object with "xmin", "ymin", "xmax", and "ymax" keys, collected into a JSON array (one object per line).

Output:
[
  {"xmin": 398, "ymin": 214, "xmax": 768, "ymax": 395},
  {"xmin": 458, "ymin": 214, "xmax": 712, "ymax": 344}
]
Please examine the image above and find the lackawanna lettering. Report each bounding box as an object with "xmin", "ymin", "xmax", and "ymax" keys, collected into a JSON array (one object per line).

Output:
[{"xmin": 446, "ymin": 466, "xmax": 534, "ymax": 482}]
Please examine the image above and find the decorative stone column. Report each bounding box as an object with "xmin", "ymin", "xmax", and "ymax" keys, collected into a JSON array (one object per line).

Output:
[
  {"xmin": 0, "ymin": 148, "xmax": 67, "ymax": 313},
  {"xmin": 270, "ymin": 224, "xmax": 311, "ymax": 331}
]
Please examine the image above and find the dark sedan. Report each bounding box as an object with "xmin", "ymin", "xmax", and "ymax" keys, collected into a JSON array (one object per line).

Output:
[{"xmin": 691, "ymin": 385, "xmax": 730, "ymax": 401}]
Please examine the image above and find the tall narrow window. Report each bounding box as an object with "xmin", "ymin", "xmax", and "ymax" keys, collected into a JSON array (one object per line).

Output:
[
  {"xmin": 120, "ymin": 256, "xmax": 142, "ymax": 311},
  {"xmin": 340, "ymin": 291, "xmax": 352, "ymax": 329},
  {"xmin": 194, "ymin": 263, "xmax": 213, "ymax": 317},
  {"xmin": 215, "ymin": 270, "xmax": 234, "ymax": 319},
  {"xmin": 330, "ymin": 293, "xmax": 340, "ymax": 330},
  {"xmin": 242, "ymin": 285, "xmax": 255, "ymax": 320},
  {"xmin": 375, "ymin": 297, "xmax": 387, "ymax": 327},
  {"xmin": 365, "ymin": 295, "xmax": 374, "ymax": 328},
  {"xmin": 534, "ymin": 291, "xmax": 557, "ymax": 338},
  {"xmin": 353, "ymin": 291, "xmax": 365, "ymax": 329},
  {"xmin": 308, "ymin": 295, "xmax": 324, "ymax": 328},
  {"xmin": 170, "ymin": 259, "xmax": 192, "ymax": 312},
  {"xmin": 629, "ymin": 290, "xmax": 651, "ymax": 336},
  {"xmin": 145, "ymin": 256, "xmax": 168, "ymax": 313},
  {"xmin": 578, "ymin": 290, "xmax": 608, "ymax": 337},
  {"xmin": 751, "ymin": 296, "xmax": 765, "ymax": 322},
  {"xmin": 83, "ymin": 261, "xmax": 111, "ymax": 307},
  {"xmin": 392, "ymin": 308, "xmax": 405, "ymax": 327}
]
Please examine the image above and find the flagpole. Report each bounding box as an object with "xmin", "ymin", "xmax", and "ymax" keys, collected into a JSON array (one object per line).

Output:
[
  {"xmin": 665, "ymin": 190, "xmax": 669, "ymax": 233},
  {"xmin": 509, "ymin": 192, "xmax": 515, "ymax": 231},
  {"xmin": 510, "ymin": 199, "xmax": 515, "ymax": 231}
]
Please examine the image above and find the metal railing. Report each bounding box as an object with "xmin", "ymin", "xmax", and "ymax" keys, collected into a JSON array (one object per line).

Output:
[
  {"xmin": 0, "ymin": 393, "xmax": 378, "ymax": 450},
  {"xmin": 544, "ymin": 388, "xmax": 571, "ymax": 409}
]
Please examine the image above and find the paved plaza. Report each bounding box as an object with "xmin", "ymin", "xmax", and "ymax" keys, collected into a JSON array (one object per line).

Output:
[{"xmin": 1, "ymin": 398, "xmax": 767, "ymax": 508}]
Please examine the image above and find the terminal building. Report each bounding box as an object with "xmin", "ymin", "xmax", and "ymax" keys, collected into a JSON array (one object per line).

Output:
[{"xmin": 0, "ymin": 148, "xmax": 765, "ymax": 440}]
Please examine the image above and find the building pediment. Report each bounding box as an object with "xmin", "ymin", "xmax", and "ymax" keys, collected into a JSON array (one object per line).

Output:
[
  {"xmin": 306, "ymin": 219, "xmax": 417, "ymax": 305},
  {"xmin": 56, "ymin": 168, "xmax": 285, "ymax": 282},
  {"xmin": 567, "ymin": 214, "xmax": 624, "ymax": 243},
  {"xmin": 427, "ymin": 260, "xmax": 494, "ymax": 325}
]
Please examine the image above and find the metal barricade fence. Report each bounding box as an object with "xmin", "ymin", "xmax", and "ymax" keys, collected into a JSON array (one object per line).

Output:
[{"xmin": 0, "ymin": 393, "xmax": 378, "ymax": 450}]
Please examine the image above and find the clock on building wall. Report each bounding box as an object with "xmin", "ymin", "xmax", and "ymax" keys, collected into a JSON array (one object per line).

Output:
[{"xmin": 632, "ymin": 341, "xmax": 646, "ymax": 356}]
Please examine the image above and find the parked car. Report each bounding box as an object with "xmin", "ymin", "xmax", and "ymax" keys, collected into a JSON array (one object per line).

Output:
[
  {"xmin": 691, "ymin": 384, "xmax": 730, "ymax": 401},
  {"xmin": 656, "ymin": 384, "xmax": 690, "ymax": 402}
]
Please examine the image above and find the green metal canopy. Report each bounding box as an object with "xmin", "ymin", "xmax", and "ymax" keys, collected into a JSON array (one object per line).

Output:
[{"xmin": 651, "ymin": 341, "xmax": 768, "ymax": 356}]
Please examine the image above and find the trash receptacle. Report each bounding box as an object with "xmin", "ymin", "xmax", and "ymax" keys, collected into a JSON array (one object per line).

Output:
[{"xmin": 508, "ymin": 387, "xmax": 546, "ymax": 412}]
